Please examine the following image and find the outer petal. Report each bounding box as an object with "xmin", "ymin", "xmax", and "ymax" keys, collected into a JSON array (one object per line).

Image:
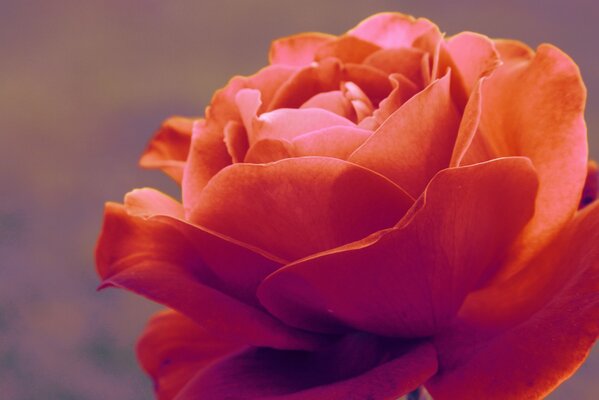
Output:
[
  {"xmin": 470, "ymin": 44, "xmax": 588, "ymax": 280},
  {"xmin": 189, "ymin": 157, "xmax": 414, "ymax": 261},
  {"xmin": 347, "ymin": 12, "xmax": 436, "ymax": 49},
  {"xmin": 175, "ymin": 335, "xmax": 437, "ymax": 400},
  {"xmin": 427, "ymin": 200, "xmax": 599, "ymax": 400},
  {"xmin": 258, "ymin": 158, "xmax": 538, "ymax": 336},
  {"xmin": 137, "ymin": 310, "xmax": 241, "ymax": 400},
  {"xmin": 349, "ymin": 72, "xmax": 460, "ymax": 198},
  {"xmin": 139, "ymin": 116, "xmax": 195, "ymax": 183},
  {"xmin": 96, "ymin": 195, "xmax": 324, "ymax": 350},
  {"xmin": 269, "ymin": 33, "xmax": 335, "ymax": 66}
]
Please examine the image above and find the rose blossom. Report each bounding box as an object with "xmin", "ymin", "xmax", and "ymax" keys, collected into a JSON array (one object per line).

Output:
[{"xmin": 96, "ymin": 12, "xmax": 598, "ymax": 399}]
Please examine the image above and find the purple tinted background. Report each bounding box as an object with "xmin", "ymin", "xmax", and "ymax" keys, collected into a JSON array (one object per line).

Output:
[{"xmin": 0, "ymin": 1, "xmax": 597, "ymax": 399}]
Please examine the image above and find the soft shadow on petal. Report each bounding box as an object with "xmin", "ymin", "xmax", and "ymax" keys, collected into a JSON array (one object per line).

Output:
[
  {"xmin": 96, "ymin": 195, "xmax": 325, "ymax": 351},
  {"xmin": 137, "ymin": 310, "xmax": 242, "ymax": 400},
  {"xmin": 175, "ymin": 335, "xmax": 437, "ymax": 400},
  {"xmin": 189, "ymin": 157, "xmax": 414, "ymax": 261},
  {"xmin": 139, "ymin": 116, "xmax": 195, "ymax": 183},
  {"xmin": 349, "ymin": 72, "xmax": 460, "ymax": 198},
  {"xmin": 427, "ymin": 201, "xmax": 599, "ymax": 400},
  {"xmin": 470, "ymin": 44, "xmax": 588, "ymax": 281},
  {"xmin": 258, "ymin": 158, "xmax": 538, "ymax": 337}
]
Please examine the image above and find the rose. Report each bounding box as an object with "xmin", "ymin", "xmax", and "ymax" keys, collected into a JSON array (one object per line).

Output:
[{"xmin": 96, "ymin": 12, "xmax": 598, "ymax": 400}]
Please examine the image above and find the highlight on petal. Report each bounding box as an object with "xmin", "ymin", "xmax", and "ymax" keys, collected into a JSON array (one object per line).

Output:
[
  {"xmin": 137, "ymin": 310, "xmax": 241, "ymax": 400},
  {"xmin": 258, "ymin": 158, "xmax": 538, "ymax": 337},
  {"xmin": 347, "ymin": 12, "xmax": 436, "ymax": 49},
  {"xmin": 96, "ymin": 196, "xmax": 324, "ymax": 351},
  {"xmin": 470, "ymin": 43, "xmax": 588, "ymax": 280},
  {"xmin": 269, "ymin": 32, "xmax": 335, "ymax": 66},
  {"xmin": 176, "ymin": 335, "xmax": 438, "ymax": 400},
  {"xmin": 428, "ymin": 200, "xmax": 599, "ymax": 400},
  {"xmin": 139, "ymin": 116, "xmax": 195, "ymax": 183},
  {"xmin": 189, "ymin": 157, "xmax": 414, "ymax": 261},
  {"xmin": 349, "ymin": 72, "xmax": 460, "ymax": 198}
]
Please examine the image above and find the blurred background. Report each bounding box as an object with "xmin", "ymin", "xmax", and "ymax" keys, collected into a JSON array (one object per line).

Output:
[{"xmin": 1, "ymin": 1, "xmax": 597, "ymax": 399}]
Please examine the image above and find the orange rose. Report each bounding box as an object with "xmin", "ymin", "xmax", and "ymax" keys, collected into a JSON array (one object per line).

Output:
[{"xmin": 96, "ymin": 12, "xmax": 598, "ymax": 399}]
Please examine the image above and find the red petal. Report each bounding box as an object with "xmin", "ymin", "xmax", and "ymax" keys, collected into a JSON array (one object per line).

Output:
[
  {"xmin": 269, "ymin": 33, "xmax": 335, "ymax": 66},
  {"xmin": 258, "ymin": 158, "xmax": 538, "ymax": 336},
  {"xmin": 470, "ymin": 44, "xmax": 588, "ymax": 280},
  {"xmin": 189, "ymin": 157, "xmax": 413, "ymax": 261},
  {"xmin": 347, "ymin": 12, "xmax": 437, "ymax": 49},
  {"xmin": 175, "ymin": 335, "xmax": 437, "ymax": 400},
  {"xmin": 96, "ymin": 197, "xmax": 323, "ymax": 350},
  {"xmin": 349, "ymin": 72, "xmax": 460, "ymax": 198},
  {"xmin": 427, "ymin": 200, "xmax": 599, "ymax": 400},
  {"xmin": 139, "ymin": 116, "xmax": 195, "ymax": 183},
  {"xmin": 137, "ymin": 310, "xmax": 241, "ymax": 400},
  {"xmin": 342, "ymin": 63, "xmax": 392, "ymax": 106}
]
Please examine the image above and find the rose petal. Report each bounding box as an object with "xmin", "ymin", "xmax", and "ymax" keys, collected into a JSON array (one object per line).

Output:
[
  {"xmin": 258, "ymin": 158, "xmax": 538, "ymax": 337},
  {"xmin": 137, "ymin": 310, "xmax": 241, "ymax": 400},
  {"xmin": 183, "ymin": 65, "xmax": 297, "ymax": 203},
  {"xmin": 189, "ymin": 157, "xmax": 414, "ymax": 261},
  {"xmin": 139, "ymin": 116, "xmax": 195, "ymax": 183},
  {"xmin": 292, "ymin": 126, "xmax": 372, "ymax": 159},
  {"xmin": 175, "ymin": 336, "xmax": 437, "ymax": 400},
  {"xmin": 470, "ymin": 44, "xmax": 588, "ymax": 280},
  {"xmin": 446, "ymin": 32, "xmax": 500, "ymax": 94},
  {"xmin": 269, "ymin": 33, "xmax": 336, "ymax": 66},
  {"xmin": 314, "ymin": 35, "xmax": 381, "ymax": 64},
  {"xmin": 449, "ymin": 78, "xmax": 485, "ymax": 167},
  {"xmin": 363, "ymin": 47, "xmax": 427, "ymax": 88},
  {"xmin": 252, "ymin": 108, "xmax": 355, "ymax": 143},
  {"xmin": 427, "ymin": 200, "xmax": 599, "ymax": 400},
  {"xmin": 493, "ymin": 38, "xmax": 534, "ymax": 62},
  {"xmin": 244, "ymin": 138, "xmax": 294, "ymax": 164},
  {"xmin": 300, "ymin": 90, "xmax": 354, "ymax": 120},
  {"xmin": 349, "ymin": 72, "xmax": 460, "ymax": 198},
  {"xmin": 342, "ymin": 63, "xmax": 392, "ymax": 106},
  {"xmin": 268, "ymin": 58, "xmax": 342, "ymax": 110},
  {"xmin": 358, "ymin": 73, "xmax": 419, "ymax": 130},
  {"xmin": 347, "ymin": 12, "xmax": 436, "ymax": 49},
  {"xmin": 96, "ymin": 200, "xmax": 324, "ymax": 350},
  {"xmin": 223, "ymin": 120, "xmax": 248, "ymax": 163},
  {"xmin": 580, "ymin": 160, "xmax": 598, "ymax": 209}
]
